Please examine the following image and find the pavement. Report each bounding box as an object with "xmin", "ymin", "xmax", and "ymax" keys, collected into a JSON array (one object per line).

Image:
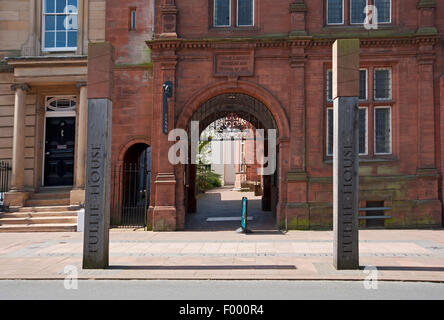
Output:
[
  {"xmin": 3, "ymin": 280, "xmax": 444, "ymax": 300},
  {"xmin": 1, "ymin": 229, "xmax": 444, "ymax": 282}
]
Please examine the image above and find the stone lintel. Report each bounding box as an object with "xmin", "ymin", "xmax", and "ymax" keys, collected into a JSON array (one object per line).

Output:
[{"xmin": 417, "ymin": 0, "xmax": 436, "ymax": 9}]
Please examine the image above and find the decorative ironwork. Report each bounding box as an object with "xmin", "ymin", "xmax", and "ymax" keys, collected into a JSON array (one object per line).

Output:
[{"xmin": 190, "ymin": 93, "xmax": 278, "ymax": 140}]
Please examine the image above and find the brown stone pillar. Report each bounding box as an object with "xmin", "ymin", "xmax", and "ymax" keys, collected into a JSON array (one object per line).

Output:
[
  {"xmin": 6, "ymin": 83, "xmax": 31, "ymax": 206},
  {"xmin": 152, "ymin": 53, "xmax": 178, "ymax": 231},
  {"xmin": 417, "ymin": 46, "xmax": 436, "ymax": 171},
  {"xmin": 70, "ymin": 82, "xmax": 88, "ymax": 205},
  {"xmin": 286, "ymin": 45, "xmax": 309, "ymax": 229}
]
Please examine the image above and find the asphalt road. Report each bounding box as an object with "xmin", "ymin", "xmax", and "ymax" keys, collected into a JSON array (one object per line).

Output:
[{"xmin": 1, "ymin": 280, "xmax": 444, "ymax": 300}]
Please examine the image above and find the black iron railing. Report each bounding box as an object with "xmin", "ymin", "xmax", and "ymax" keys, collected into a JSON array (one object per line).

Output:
[{"xmin": 0, "ymin": 161, "xmax": 11, "ymax": 212}]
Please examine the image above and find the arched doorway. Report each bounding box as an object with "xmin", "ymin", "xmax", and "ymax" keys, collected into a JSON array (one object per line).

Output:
[
  {"xmin": 183, "ymin": 93, "xmax": 279, "ymax": 231},
  {"xmin": 111, "ymin": 143, "xmax": 151, "ymax": 228}
]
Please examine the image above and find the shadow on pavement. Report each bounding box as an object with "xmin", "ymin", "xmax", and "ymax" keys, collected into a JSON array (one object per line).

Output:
[{"xmin": 109, "ymin": 265, "xmax": 297, "ymax": 270}]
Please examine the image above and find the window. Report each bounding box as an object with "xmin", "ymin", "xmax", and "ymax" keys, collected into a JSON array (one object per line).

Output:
[
  {"xmin": 325, "ymin": 66, "xmax": 394, "ymax": 158},
  {"xmin": 374, "ymin": 0, "xmax": 391, "ymax": 23},
  {"xmin": 214, "ymin": 0, "xmax": 231, "ymax": 27},
  {"xmin": 327, "ymin": 108, "xmax": 334, "ymax": 156},
  {"xmin": 327, "ymin": 0, "xmax": 344, "ymax": 24},
  {"xmin": 43, "ymin": 0, "xmax": 78, "ymax": 51},
  {"xmin": 350, "ymin": 0, "xmax": 368, "ymax": 24},
  {"xmin": 326, "ymin": 69, "xmax": 367, "ymax": 101},
  {"xmin": 359, "ymin": 69, "xmax": 368, "ymax": 100},
  {"xmin": 326, "ymin": 70, "xmax": 333, "ymax": 101},
  {"xmin": 237, "ymin": 0, "xmax": 254, "ymax": 26},
  {"xmin": 213, "ymin": 0, "xmax": 254, "ymax": 27},
  {"xmin": 374, "ymin": 68, "xmax": 392, "ymax": 100},
  {"xmin": 374, "ymin": 107, "xmax": 391, "ymax": 154},
  {"xmin": 326, "ymin": 107, "xmax": 368, "ymax": 156},
  {"xmin": 358, "ymin": 107, "xmax": 368, "ymax": 155},
  {"xmin": 130, "ymin": 9, "xmax": 137, "ymax": 31},
  {"xmin": 327, "ymin": 0, "xmax": 391, "ymax": 26}
]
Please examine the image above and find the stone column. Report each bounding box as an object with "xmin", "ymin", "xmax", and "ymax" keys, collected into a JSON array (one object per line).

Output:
[
  {"xmin": 70, "ymin": 82, "xmax": 88, "ymax": 206},
  {"xmin": 417, "ymin": 46, "xmax": 436, "ymax": 171},
  {"xmin": 151, "ymin": 55, "xmax": 178, "ymax": 231},
  {"xmin": 6, "ymin": 84, "xmax": 31, "ymax": 206},
  {"xmin": 332, "ymin": 39, "xmax": 360, "ymax": 270}
]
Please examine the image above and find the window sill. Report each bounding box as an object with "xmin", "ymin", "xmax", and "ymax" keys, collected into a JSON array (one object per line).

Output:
[
  {"xmin": 324, "ymin": 157, "xmax": 398, "ymax": 164},
  {"xmin": 208, "ymin": 26, "xmax": 259, "ymax": 34}
]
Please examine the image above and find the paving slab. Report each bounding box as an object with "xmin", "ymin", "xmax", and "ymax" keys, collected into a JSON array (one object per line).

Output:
[{"xmin": 0, "ymin": 230, "xmax": 443, "ymax": 282}]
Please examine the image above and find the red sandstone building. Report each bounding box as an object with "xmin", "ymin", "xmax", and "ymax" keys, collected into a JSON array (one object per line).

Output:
[{"xmin": 1, "ymin": 0, "xmax": 444, "ymax": 231}]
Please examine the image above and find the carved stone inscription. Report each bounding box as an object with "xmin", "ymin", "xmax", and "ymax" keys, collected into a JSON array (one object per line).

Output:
[
  {"xmin": 83, "ymin": 98, "xmax": 112, "ymax": 269},
  {"xmin": 333, "ymin": 96, "xmax": 359, "ymax": 270},
  {"xmin": 214, "ymin": 51, "xmax": 254, "ymax": 77}
]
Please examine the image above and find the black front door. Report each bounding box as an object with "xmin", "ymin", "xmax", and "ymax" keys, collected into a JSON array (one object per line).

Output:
[{"xmin": 44, "ymin": 117, "xmax": 75, "ymax": 186}]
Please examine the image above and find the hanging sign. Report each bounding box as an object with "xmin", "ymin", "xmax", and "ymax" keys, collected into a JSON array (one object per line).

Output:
[{"xmin": 162, "ymin": 81, "xmax": 173, "ymax": 135}]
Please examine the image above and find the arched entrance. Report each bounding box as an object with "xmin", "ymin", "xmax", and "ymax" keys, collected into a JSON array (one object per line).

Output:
[
  {"xmin": 111, "ymin": 143, "xmax": 151, "ymax": 228},
  {"xmin": 182, "ymin": 93, "xmax": 280, "ymax": 231}
]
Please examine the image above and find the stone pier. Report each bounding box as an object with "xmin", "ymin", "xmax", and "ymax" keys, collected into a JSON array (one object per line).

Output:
[{"xmin": 332, "ymin": 39, "xmax": 360, "ymax": 270}]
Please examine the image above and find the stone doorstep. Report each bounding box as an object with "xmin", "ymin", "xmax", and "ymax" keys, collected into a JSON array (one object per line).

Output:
[
  {"xmin": 0, "ymin": 223, "xmax": 77, "ymax": 232},
  {"xmin": 0, "ymin": 216, "xmax": 77, "ymax": 225},
  {"xmin": 10, "ymin": 205, "xmax": 73, "ymax": 212}
]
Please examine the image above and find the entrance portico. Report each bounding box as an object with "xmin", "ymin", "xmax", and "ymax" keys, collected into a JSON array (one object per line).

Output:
[{"xmin": 5, "ymin": 56, "xmax": 88, "ymax": 208}]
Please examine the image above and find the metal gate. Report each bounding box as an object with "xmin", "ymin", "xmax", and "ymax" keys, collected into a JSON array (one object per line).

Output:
[
  {"xmin": 110, "ymin": 163, "xmax": 150, "ymax": 228},
  {"xmin": 0, "ymin": 161, "xmax": 11, "ymax": 212}
]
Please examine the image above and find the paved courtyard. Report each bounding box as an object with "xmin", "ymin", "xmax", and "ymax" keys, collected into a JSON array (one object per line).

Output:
[
  {"xmin": 0, "ymin": 229, "xmax": 444, "ymax": 282},
  {"xmin": 185, "ymin": 187, "xmax": 276, "ymax": 231}
]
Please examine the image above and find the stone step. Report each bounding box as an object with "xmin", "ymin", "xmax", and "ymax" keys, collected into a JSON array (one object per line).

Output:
[
  {"xmin": 0, "ymin": 211, "xmax": 76, "ymax": 218},
  {"xmin": 28, "ymin": 192, "xmax": 71, "ymax": 200},
  {"xmin": 0, "ymin": 216, "xmax": 77, "ymax": 225},
  {"xmin": 10, "ymin": 205, "xmax": 73, "ymax": 213},
  {"xmin": 0, "ymin": 223, "xmax": 77, "ymax": 232},
  {"xmin": 25, "ymin": 198, "xmax": 70, "ymax": 207}
]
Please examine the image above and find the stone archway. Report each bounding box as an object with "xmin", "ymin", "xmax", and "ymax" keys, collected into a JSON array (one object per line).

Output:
[{"xmin": 175, "ymin": 81, "xmax": 290, "ymax": 230}]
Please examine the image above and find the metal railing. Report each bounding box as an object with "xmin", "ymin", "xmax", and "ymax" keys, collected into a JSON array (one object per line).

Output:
[
  {"xmin": 110, "ymin": 163, "xmax": 150, "ymax": 228},
  {"xmin": 358, "ymin": 207, "xmax": 392, "ymax": 220},
  {"xmin": 0, "ymin": 161, "xmax": 11, "ymax": 212}
]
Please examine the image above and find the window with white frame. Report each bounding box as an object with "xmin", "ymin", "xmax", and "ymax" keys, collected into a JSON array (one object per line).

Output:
[
  {"xmin": 374, "ymin": 68, "xmax": 392, "ymax": 100},
  {"xmin": 350, "ymin": 0, "xmax": 368, "ymax": 24},
  {"xmin": 326, "ymin": 70, "xmax": 333, "ymax": 101},
  {"xmin": 326, "ymin": 108, "xmax": 334, "ymax": 156},
  {"xmin": 326, "ymin": 69, "xmax": 367, "ymax": 101},
  {"xmin": 326, "ymin": 107, "xmax": 368, "ymax": 156},
  {"xmin": 358, "ymin": 107, "xmax": 368, "ymax": 155},
  {"xmin": 214, "ymin": 0, "xmax": 231, "ymax": 27},
  {"xmin": 359, "ymin": 69, "xmax": 368, "ymax": 100},
  {"xmin": 327, "ymin": 0, "xmax": 344, "ymax": 25},
  {"xmin": 374, "ymin": 0, "xmax": 391, "ymax": 24},
  {"xmin": 237, "ymin": 0, "xmax": 254, "ymax": 26},
  {"xmin": 46, "ymin": 96, "xmax": 77, "ymax": 113},
  {"xmin": 43, "ymin": 0, "xmax": 78, "ymax": 51},
  {"xmin": 374, "ymin": 107, "xmax": 391, "ymax": 154}
]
